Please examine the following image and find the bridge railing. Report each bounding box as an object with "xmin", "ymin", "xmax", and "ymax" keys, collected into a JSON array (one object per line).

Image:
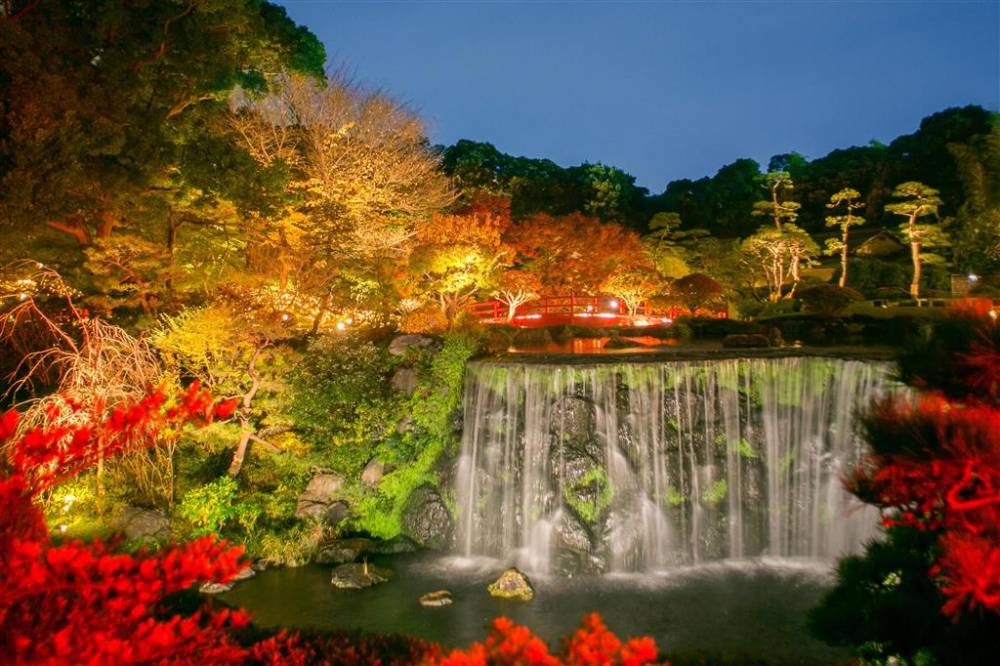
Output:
[{"xmin": 467, "ymin": 294, "xmax": 727, "ymax": 327}]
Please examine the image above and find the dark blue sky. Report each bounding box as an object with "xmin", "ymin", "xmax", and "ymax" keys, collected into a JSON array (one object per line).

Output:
[{"xmin": 277, "ymin": 1, "xmax": 1000, "ymax": 191}]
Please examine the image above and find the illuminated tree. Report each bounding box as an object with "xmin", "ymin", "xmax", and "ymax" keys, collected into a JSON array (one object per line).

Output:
[
  {"xmin": 493, "ymin": 269, "xmax": 542, "ymax": 322},
  {"xmin": 601, "ymin": 266, "xmax": 664, "ymax": 318},
  {"xmin": 823, "ymin": 188, "xmax": 866, "ymax": 287},
  {"xmin": 642, "ymin": 212, "xmax": 694, "ymax": 280},
  {"xmin": 885, "ymin": 182, "xmax": 949, "ymax": 298},
  {"xmin": 741, "ymin": 225, "xmax": 819, "ymax": 302},
  {"xmin": 232, "ymin": 73, "xmax": 455, "ymax": 325},
  {"xmin": 0, "ymin": 0, "xmax": 325, "ymax": 313},
  {"xmin": 407, "ymin": 201, "xmax": 512, "ymax": 320},
  {"xmin": 669, "ymin": 273, "xmax": 723, "ymax": 313},
  {"xmin": 506, "ymin": 213, "xmax": 647, "ymax": 294},
  {"xmin": 752, "ymin": 171, "xmax": 801, "ymax": 231}
]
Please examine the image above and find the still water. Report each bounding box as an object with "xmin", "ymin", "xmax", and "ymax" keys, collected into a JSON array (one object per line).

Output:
[{"xmin": 222, "ymin": 553, "xmax": 850, "ymax": 665}]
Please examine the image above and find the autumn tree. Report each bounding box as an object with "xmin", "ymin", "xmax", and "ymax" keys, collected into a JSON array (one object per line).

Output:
[
  {"xmin": 506, "ymin": 213, "xmax": 647, "ymax": 294},
  {"xmin": 885, "ymin": 182, "xmax": 949, "ymax": 298},
  {"xmin": 0, "ymin": 1, "xmax": 325, "ymax": 311},
  {"xmin": 601, "ymin": 266, "xmax": 664, "ymax": 318},
  {"xmin": 232, "ymin": 74, "xmax": 455, "ymax": 325},
  {"xmin": 493, "ymin": 270, "xmax": 542, "ymax": 322},
  {"xmin": 669, "ymin": 274, "xmax": 723, "ymax": 313},
  {"xmin": 824, "ymin": 188, "xmax": 866, "ymax": 287},
  {"xmin": 407, "ymin": 199, "xmax": 512, "ymax": 320}
]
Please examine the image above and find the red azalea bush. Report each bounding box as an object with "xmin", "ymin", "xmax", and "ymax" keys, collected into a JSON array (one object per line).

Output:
[
  {"xmin": 0, "ymin": 384, "xmax": 305, "ymax": 664},
  {"xmin": 433, "ymin": 615, "xmax": 664, "ymax": 666}
]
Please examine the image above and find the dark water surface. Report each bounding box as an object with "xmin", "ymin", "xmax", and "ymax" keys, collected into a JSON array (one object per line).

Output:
[{"xmin": 222, "ymin": 554, "xmax": 850, "ymax": 665}]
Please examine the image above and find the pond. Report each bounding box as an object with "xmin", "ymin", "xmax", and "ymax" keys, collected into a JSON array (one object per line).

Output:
[{"xmin": 222, "ymin": 553, "xmax": 850, "ymax": 665}]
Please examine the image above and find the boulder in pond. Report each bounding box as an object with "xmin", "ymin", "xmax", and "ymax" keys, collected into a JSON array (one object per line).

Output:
[
  {"xmin": 367, "ymin": 535, "xmax": 418, "ymax": 555},
  {"xmin": 401, "ymin": 486, "xmax": 453, "ymax": 550},
  {"xmin": 315, "ymin": 537, "xmax": 374, "ymax": 565},
  {"xmin": 487, "ymin": 568, "xmax": 534, "ymax": 601},
  {"xmin": 419, "ymin": 589, "xmax": 453, "ymax": 607},
  {"xmin": 199, "ymin": 581, "xmax": 234, "ymax": 594},
  {"xmin": 330, "ymin": 562, "xmax": 392, "ymax": 589},
  {"xmin": 361, "ymin": 459, "xmax": 386, "ymax": 486}
]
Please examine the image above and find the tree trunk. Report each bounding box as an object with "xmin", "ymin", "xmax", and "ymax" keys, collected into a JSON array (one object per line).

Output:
[
  {"xmin": 839, "ymin": 230, "xmax": 849, "ymax": 288},
  {"xmin": 910, "ymin": 240, "xmax": 922, "ymax": 298},
  {"xmin": 227, "ymin": 425, "xmax": 252, "ymax": 477}
]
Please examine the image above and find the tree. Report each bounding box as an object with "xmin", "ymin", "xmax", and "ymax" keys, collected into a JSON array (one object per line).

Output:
[
  {"xmin": 752, "ymin": 171, "xmax": 801, "ymax": 231},
  {"xmin": 824, "ymin": 188, "xmax": 866, "ymax": 287},
  {"xmin": 601, "ymin": 266, "xmax": 665, "ymax": 318},
  {"xmin": 642, "ymin": 212, "xmax": 694, "ymax": 279},
  {"xmin": 0, "ymin": 1, "xmax": 325, "ymax": 312},
  {"xmin": 233, "ymin": 74, "xmax": 456, "ymax": 327},
  {"xmin": 493, "ymin": 269, "xmax": 542, "ymax": 322},
  {"xmin": 948, "ymin": 118, "xmax": 1000, "ymax": 273},
  {"xmin": 885, "ymin": 182, "xmax": 948, "ymax": 298},
  {"xmin": 506, "ymin": 214, "xmax": 647, "ymax": 294},
  {"xmin": 741, "ymin": 225, "xmax": 819, "ymax": 302},
  {"xmin": 407, "ymin": 202, "xmax": 512, "ymax": 320},
  {"xmin": 669, "ymin": 274, "xmax": 723, "ymax": 313},
  {"xmin": 0, "ymin": 386, "xmax": 315, "ymax": 664}
]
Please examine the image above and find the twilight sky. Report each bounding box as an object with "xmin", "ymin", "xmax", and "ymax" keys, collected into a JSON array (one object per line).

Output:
[{"xmin": 277, "ymin": 0, "xmax": 1000, "ymax": 191}]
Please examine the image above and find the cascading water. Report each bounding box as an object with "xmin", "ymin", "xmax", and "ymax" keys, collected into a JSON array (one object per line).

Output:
[{"xmin": 454, "ymin": 356, "xmax": 892, "ymax": 575}]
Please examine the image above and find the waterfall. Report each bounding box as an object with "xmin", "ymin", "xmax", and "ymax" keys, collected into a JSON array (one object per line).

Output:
[{"xmin": 454, "ymin": 356, "xmax": 892, "ymax": 575}]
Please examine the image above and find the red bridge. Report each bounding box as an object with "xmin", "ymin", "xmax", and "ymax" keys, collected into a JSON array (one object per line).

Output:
[{"xmin": 466, "ymin": 294, "xmax": 727, "ymax": 327}]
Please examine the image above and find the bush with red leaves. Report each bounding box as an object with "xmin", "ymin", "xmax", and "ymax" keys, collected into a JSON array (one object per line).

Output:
[
  {"xmin": 0, "ymin": 385, "xmax": 305, "ymax": 665},
  {"xmin": 432, "ymin": 614, "xmax": 664, "ymax": 666},
  {"xmin": 811, "ymin": 301, "xmax": 1000, "ymax": 665}
]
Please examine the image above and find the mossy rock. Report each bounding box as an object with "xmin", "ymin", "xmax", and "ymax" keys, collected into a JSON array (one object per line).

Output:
[{"xmin": 487, "ymin": 568, "xmax": 534, "ymax": 601}]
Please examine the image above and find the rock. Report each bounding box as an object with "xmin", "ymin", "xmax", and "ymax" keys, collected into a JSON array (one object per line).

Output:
[
  {"xmin": 487, "ymin": 568, "xmax": 534, "ymax": 601},
  {"xmin": 602, "ymin": 336, "xmax": 634, "ymax": 350},
  {"xmin": 401, "ymin": 486, "xmax": 453, "ymax": 550},
  {"xmin": 322, "ymin": 500, "xmax": 351, "ymax": 528},
  {"xmin": 116, "ymin": 507, "xmax": 170, "ymax": 543},
  {"xmin": 199, "ymin": 581, "xmax": 234, "ymax": 594},
  {"xmin": 419, "ymin": 589, "xmax": 453, "ymax": 607},
  {"xmin": 234, "ymin": 565, "xmax": 256, "ymax": 581},
  {"xmin": 388, "ymin": 335, "xmax": 435, "ymax": 357},
  {"xmin": 330, "ymin": 562, "xmax": 392, "ymax": 589},
  {"xmin": 367, "ymin": 535, "xmax": 418, "ymax": 555},
  {"xmin": 768, "ymin": 327, "xmax": 784, "ymax": 347},
  {"xmin": 391, "ymin": 366, "xmax": 419, "ymax": 394},
  {"xmin": 721, "ymin": 334, "xmax": 771, "ymax": 349},
  {"xmin": 361, "ymin": 459, "xmax": 385, "ymax": 486},
  {"xmin": 315, "ymin": 537, "xmax": 374, "ymax": 565},
  {"xmin": 296, "ymin": 472, "xmax": 345, "ymax": 520}
]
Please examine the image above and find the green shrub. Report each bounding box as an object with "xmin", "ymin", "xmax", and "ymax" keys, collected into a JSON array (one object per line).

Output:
[
  {"xmin": 797, "ymin": 284, "xmax": 863, "ymax": 316},
  {"xmin": 177, "ymin": 476, "xmax": 259, "ymax": 538}
]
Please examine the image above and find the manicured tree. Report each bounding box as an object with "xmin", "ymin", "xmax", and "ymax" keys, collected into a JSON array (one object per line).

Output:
[
  {"xmin": 885, "ymin": 182, "xmax": 948, "ymax": 298},
  {"xmin": 810, "ymin": 303, "xmax": 1000, "ymax": 664},
  {"xmin": 796, "ymin": 284, "xmax": 863, "ymax": 317},
  {"xmin": 669, "ymin": 273, "xmax": 723, "ymax": 314},
  {"xmin": 601, "ymin": 266, "xmax": 664, "ymax": 319},
  {"xmin": 740, "ymin": 225, "xmax": 818, "ymax": 302},
  {"xmin": 824, "ymin": 188, "xmax": 865, "ymax": 287},
  {"xmin": 493, "ymin": 269, "xmax": 542, "ymax": 322},
  {"xmin": 642, "ymin": 212, "xmax": 694, "ymax": 280},
  {"xmin": 752, "ymin": 171, "xmax": 801, "ymax": 231}
]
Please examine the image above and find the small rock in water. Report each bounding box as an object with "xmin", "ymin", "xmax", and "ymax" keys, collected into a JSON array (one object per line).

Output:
[
  {"xmin": 233, "ymin": 565, "xmax": 256, "ymax": 581},
  {"xmin": 315, "ymin": 537, "xmax": 374, "ymax": 565},
  {"xmin": 330, "ymin": 562, "xmax": 392, "ymax": 589},
  {"xmin": 487, "ymin": 568, "xmax": 534, "ymax": 601},
  {"xmin": 199, "ymin": 581, "xmax": 234, "ymax": 594},
  {"xmin": 419, "ymin": 589, "xmax": 453, "ymax": 607}
]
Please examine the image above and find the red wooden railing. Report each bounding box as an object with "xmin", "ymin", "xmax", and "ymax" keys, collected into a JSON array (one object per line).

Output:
[{"xmin": 466, "ymin": 294, "xmax": 727, "ymax": 327}]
